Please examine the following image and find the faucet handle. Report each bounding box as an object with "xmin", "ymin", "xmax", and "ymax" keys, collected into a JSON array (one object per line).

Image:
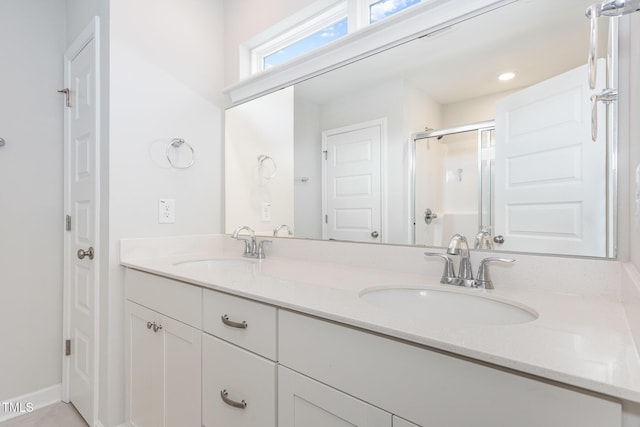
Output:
[
  {"xmin": 475, "ymin": 257, "xmax": 515, "ymax": 289},
  {"xmin": 424, "ymin": 252, "xmax": 456, "ymax": 284},
  {"xmin": 257, "ymin": 240, "xmax": 272, "ymax": 259}
]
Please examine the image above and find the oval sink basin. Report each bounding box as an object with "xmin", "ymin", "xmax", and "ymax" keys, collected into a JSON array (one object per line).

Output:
[{"xmin": 360, "ymin": 287, "xmax": 537, "ymax": 325}]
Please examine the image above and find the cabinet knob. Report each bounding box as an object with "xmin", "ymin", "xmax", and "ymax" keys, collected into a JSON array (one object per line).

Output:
[
  {"xmin": 146, "ymin": 321, "xmax": 153, "ymax": 330},
  {"xmin": 152, "ymin": 323, "xmax": 163, "ymax": 333},
  {"xmin": 220, "ymin": 389, "xmax": 247, "ymax": 409}
]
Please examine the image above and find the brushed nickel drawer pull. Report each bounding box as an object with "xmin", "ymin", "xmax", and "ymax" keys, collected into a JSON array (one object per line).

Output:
[
  {"xmin": 220, "ymin": 389, "xmax": 247, "ymax": 409},
  {"xmin": 221, "ymin": 314, "xmax": 248, "ymax": 329}
]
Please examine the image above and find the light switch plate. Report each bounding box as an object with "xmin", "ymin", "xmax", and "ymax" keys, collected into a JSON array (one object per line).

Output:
[
  {"xmin": 262, "ymin": 202, "xmax": 272, "ymax": 221},
  {"xmin": 159, "ymin": 199, "xmax": 175, "ymax": 224}
]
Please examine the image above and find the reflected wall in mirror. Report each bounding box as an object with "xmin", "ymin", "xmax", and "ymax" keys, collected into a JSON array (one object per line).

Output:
[
  {"xmin": 225, "ymin": 87, "xmax": 295, "ymax": 233},
  {"xmin": 225, "ymin": 0, "xmax": 617, "ymax": 257}
]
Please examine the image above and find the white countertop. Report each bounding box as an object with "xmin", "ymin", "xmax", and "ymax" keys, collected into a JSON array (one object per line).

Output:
[{"xmin": 120, "ymin": 235, "xmax": 640, "ymax": 403}]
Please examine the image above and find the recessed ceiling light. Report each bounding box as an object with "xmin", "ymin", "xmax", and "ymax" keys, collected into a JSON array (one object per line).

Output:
[{"xmin": 498, "ymin": 72, "xmax": 516, "ymax": 81}]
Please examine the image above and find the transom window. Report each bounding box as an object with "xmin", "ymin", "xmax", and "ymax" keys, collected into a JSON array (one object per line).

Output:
[
  {"xmin": 369, "ymin": 0, "xmax": 422, "ymax": 24},
  {"xmin": 246, "ymin": 0, "xmax": 422, "ymax": 74},
  {"xmin": 263, "ymin": 17, "xmax": 349, "ymax": 70}
]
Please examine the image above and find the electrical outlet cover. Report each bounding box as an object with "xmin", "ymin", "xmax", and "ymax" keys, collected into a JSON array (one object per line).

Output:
[{"xmin": 159, "ymin": 199, "xmax": 176, "ymax": 224}]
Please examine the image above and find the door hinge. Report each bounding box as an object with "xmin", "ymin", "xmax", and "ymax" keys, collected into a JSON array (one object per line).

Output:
[
  {"xmin": 65, "ymin": 339, "xmax": 71, "ymax": 356},
  {"xmin": 325, "ymin": 214, "xmax": 328, "ymax": 224},
  {"xmin": 323, "ymin": 150, "xmax": 328, "ymax": 160},
  {"xmin": 65, "ymin": 215, "xmax": 71, "ymax": 231}
]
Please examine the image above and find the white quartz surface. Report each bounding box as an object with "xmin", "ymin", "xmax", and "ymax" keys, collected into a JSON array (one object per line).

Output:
[{"xmin": 120, "ymin": 235, "xmax": 640, "ymax": 403}]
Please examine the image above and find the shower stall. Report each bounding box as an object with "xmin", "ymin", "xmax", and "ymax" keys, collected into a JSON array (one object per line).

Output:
[{"xmin": 410, "ymin": 120, "xmax": 495, "ymax": 248}]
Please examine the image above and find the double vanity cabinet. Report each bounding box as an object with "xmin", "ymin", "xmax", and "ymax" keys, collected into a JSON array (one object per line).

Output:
[{"xmin": 124, "ymin": 267, "xmax": 623, "ymax": 427}]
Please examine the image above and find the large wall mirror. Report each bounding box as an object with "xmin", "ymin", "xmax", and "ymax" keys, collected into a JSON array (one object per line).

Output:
[{"xmin": 225, "ymin": 0, "xmax": 618, "ymax": 258}]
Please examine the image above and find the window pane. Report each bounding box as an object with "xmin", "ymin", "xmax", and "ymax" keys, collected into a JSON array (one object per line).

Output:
[
  {"xmin": 264, "ymin": 17, "xmax": 348, "ymax": 69},
  {"xmin": 369, "ymin": 0, "xmax": 421, "ymax": 24}
]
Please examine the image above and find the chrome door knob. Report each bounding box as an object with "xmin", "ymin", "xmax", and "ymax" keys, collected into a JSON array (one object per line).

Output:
[
  {"xmin": 371, "ymin": 231, "xmax": 379, "ymax": 238},
  {"xmin": 77, "ymin": 247, "xmax": 94, "ymax": 260},
  {"xmin": 493, "ymin": 235, "xmax": 505, "ymax": 244}
]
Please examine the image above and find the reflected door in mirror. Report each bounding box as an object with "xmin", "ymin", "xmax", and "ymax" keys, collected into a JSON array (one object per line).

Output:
[{"xmin": 322, "ymin": 120, "xmax": 383, "ymax": 243}]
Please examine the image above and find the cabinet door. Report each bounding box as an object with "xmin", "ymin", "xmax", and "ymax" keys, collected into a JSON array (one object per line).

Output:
[
  {"xmin": 278, "ymin": 366, "xmax": 391, "ymax": 427},
  {"xmin": 126, "ymin": 301, "xmax": 202, "ymax": 427},
  {"xmin": 163, "ymin": 314, "xmax": 202, "ymax": 427},
  {"xmin": 202, "ymin": 333, "xmax": 276, "ymax": 427},
  {"xmin": 126, "ymin": 302, "xmax": 164, "ymax": 427}
]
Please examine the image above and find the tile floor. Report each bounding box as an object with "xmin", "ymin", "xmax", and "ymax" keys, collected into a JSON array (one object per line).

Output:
[{"xmin": 0, "ymin": 402, "xmax": 87, "ymax": 427}]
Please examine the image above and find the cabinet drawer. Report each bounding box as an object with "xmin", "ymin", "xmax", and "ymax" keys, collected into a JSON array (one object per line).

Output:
[
  {"xmin": 203, "ymin": 289, "xmax": 277, "ymax": 360},
  {"xmin": 125, "ymin": 269, "xmax": 202, "ymax": 328},
  {"xmin": 279, "ymin": 310, "xmax": 622, "ymax": 427},
  {"xmin": 202, "ymin": 333, "xmax": 276, "ymax": 427},
  {"xmin": 279, "ymin": 366, "xmax": 391, "ymax": 427}
]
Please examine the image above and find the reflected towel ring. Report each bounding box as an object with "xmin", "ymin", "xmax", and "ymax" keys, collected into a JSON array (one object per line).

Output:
[
  {"xmin": 257, "ymin": 154, "xmax": 277, "ymax": 179},
  {"xmin": 166, "ymin": 138, "xmax": 195, "ymax": 169}
]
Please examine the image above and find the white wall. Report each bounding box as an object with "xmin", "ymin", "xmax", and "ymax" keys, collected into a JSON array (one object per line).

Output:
[
  {"xmin": 106, "ymin": 2, "xmax": 224, "ymax": 426},
  {"xmin": 294, "ymin": 95, "xmax": 323, "ymax": 239},
  {"xmin": 65, "ymin": 1, "xmax": 227, "ymax": 425},
  {"xmin": 225, "ymin": 87, "xmax": 295, "ymax": 235},
  {"xmin": 0, "ymin": 0, "xmax": 66, "ymax": 408}
]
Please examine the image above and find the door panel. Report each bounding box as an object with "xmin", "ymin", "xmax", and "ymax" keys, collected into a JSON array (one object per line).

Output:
[
  {"xmin": 323, "ymin": 121, "xmax": 382, "ymax": 243},
  {"xmin": 494, "ymin": 61, "xmax": 606, "ymax": 256},
  {"xmin": 65, "ymin": 26, "xmax": 98, "ymax": 424}
]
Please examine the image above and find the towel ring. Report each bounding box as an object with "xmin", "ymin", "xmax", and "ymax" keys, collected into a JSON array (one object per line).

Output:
[
  {"xmin": 257, "ymin": 154, "xmax": 277, "ymax": 179},
  {"xmin": 166, "ymin": 138, "xmax": 195, "ymax": 169}
]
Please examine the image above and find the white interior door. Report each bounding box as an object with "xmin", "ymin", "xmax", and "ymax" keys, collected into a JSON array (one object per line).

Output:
[
  {"xmin": 322, "ymin": 120, "xmax": 383, "ymax": 243},
  {"xmin": 63, "ymin": 18, "xmax": 100, "ymax": 425},
  {"xmin": 494, "ymin": 61, "xmax": 606, "ymax": 256}
]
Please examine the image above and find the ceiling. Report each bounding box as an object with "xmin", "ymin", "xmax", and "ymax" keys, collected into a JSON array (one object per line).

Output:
[{"xmin": 295, "ymin": 0, "xmax": 606, "ymax": 106}]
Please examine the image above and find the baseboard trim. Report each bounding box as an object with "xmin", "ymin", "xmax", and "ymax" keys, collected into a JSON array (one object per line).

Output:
[{"xmin": 0, "ymin": 383, "xmax": 62, "ymax": 423}]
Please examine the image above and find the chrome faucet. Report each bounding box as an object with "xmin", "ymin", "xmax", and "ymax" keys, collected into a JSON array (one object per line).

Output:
[
  {"xmin": 447, "ymin": 234, "xmax": 474, "ymax": 287},
  {"xmin": 425, "ymin": 233, "xmax": 515, "ymax": 289},
  {"xmin": 231, "ymin": 225, "xmax": 271, "ymax": 259},
  {"xmin": 273, "ymin": 224, "xmax": 293, "ymax": 237}
]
